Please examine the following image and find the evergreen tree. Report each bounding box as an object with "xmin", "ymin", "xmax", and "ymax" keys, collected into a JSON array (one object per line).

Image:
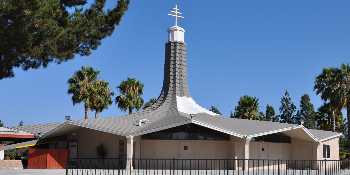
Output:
[
  {"xmin": 296, "ymin": 94, "xmax": 316, "ymax": 128},
  {"xmin": 143, "ymin": 98, "xmax": 157, "ymax": 110},
  {"xmin": 0, "ymin": 0, "xmax": 129, "ymax": 79},
  {"xmin": 0, "ymin": 120, "xmax": 4, "ymax": 127},
  {"xmin": 279, "ymin": 91, "xmax": 297, "ymax": 124},
  {"xmin": 315, "ymin": 103, "xmax": 343, "ymax": 131},
  {"xmin": 233, "ymin": 96, "xmax": 260, "ymax": 120},
  {"xmin": 265, "ymin": 105, "xmax": 276, "ymax": 121},
  {"xmin": 18, "ymin": 121, "xmax": 24, "ymax": 126},
  {"xmin": 209, "ymin": 106, "xmax": 222, "ymax": 115}
]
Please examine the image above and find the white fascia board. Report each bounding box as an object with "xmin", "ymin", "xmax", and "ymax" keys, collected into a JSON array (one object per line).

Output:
[
  {"xmin": 247, "ymin": 125, "xmax": 319, "ymax": 142},
  {"xmin": 191, "ymin": 120, "xmax": 244, "ymax": 138},
  {"xmin": 247, "ymin": 125, "xmax": 302, "ymax": 139},
  {"xmin": 300, "ymin": 125, "xmax": 320, "ymax": 142},
  {"xmin": 318, "ymin": 133, "xmax": 343, "ymax": 142}
]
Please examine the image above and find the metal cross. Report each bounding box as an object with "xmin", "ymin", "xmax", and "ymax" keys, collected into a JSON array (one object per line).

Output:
[{"xmin": 168, "ymin": 4, "xmax": 184, "ymax": 26}]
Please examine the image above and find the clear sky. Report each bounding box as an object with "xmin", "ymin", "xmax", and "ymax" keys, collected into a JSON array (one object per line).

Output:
[{"xmin": 1, "ymin": 0, "xmax": 350, "ymax": 127}]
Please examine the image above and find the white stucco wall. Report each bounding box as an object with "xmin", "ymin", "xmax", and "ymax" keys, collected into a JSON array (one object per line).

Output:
[
  {"xmin": 76, "ymin": 128, "xmax": 125, "ymax": 158},
  {"xmin": 139, "ymin": 140, "xmax": 232, "ymax": 159},
  {"xmin": 250, "ymin": 141, "xmax": 291, "ymax": 160},
  {"xmin": 291, "ymin": 138, "xmax": 316, "ymax": 160},
  {"xmin": 317, "ymin": 138, "xmax": 340, "ymax": 160}
]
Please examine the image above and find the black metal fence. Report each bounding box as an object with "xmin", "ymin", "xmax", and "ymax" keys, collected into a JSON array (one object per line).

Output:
[{"xmin": 66, "ymin": 158, "xmax": 350, "ymax": 175}]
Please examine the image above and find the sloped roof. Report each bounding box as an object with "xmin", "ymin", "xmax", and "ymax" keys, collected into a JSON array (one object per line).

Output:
[
  {"xmin": 192, "ymin": 114, "xmax": 300, "ymax": 138},
  {"xmin": 41, "ymin": 29, "xmax": 341, "ymax": 143},
  {"xmin": 3, "ymin": 140, "xmax": 38, "ymax": 151},
  {"xmin": 308, "ymin": 129, "xmax": 342, "ymax": 141},
  {"xmin": 14, "ymin": 123, "xmax": 60, "ymax": 136}
]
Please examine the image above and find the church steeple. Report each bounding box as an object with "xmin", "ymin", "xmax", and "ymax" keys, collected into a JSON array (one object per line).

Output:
[
  {"xmin": 148, "ymin": 4, "xmax": 217, "ymax": 116},
  {"xmin": 168, "ymin": 4, "xmax": 185, "ymax": 43}
]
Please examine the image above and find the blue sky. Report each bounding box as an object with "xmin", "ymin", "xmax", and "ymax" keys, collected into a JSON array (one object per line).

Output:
[{"xmin": 1, "ymin": 0, "xmax": 350, "ymax": 126}]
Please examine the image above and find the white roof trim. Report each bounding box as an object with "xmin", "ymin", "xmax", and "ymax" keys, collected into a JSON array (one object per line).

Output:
[
  {"xmin": 300, "ymin": 125, "xmax": 320, "ymax": 142},
  {"xmin": 318, "ymin": 133, "xmax": 343, "ymax": 142},
  {"xmin": 192, "ymin": 120, "xmax": 244, "ymax": 138},
  {"xmin": 176, "ymin": 96, "xmax": 218, "ymax": 115},
  {"xmin": 247, "ymin": 125, "xmax": 302, "ymax": 139},
  {"xmin": 247, "ymin": 125, "xmax": 319, "ymax": 142}
]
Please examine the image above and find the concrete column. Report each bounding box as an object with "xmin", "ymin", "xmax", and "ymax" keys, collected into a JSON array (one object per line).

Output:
[
  {"xmin": 243, "ymin": 138, "xmax": 251, "ymax": 171},
  {"xmin": 0, "ymin": 150, "xmax": 4, "ymax": 160},
  {"xmin": 0, "ymin": 145, "xmax": 4, "ymax": 160},
  {"xmin": 126, "ymin": 136, "xmax": 134, "ymax": 170}
]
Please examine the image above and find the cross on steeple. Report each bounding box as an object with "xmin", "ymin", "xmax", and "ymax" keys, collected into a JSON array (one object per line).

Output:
[{"xmin": 168, "ymin": 4, "xmax": 184, "ymax": 26}]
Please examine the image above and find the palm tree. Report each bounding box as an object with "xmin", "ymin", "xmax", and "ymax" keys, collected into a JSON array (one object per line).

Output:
[
  {"xmin": 233, "ymin": 95, "xmax": 260, "ymax": 120},
  {"xmin": 116, "ymin": 77, "xmax": 144, "ymax": 114},
  {"xmin": 68, "ymin": 66, "xmax": 99, "ymax": 119},
  {"xmin": 89, "ymin": 80, "xmax": 114, "ymax": 118},
  {"xmin": 315, "ymin": 64, "xmax": 350, "ymax": 135}
]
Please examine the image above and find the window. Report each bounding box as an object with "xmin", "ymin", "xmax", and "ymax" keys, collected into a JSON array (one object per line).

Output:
[
  {"xmin": 142, "ymin": 124, "xmax": 230, "ymax": 140},
  {"xmin": 254, "ymin": 133, "xmax": 291, "ymax": 143},
  {"xmin": 184, "ymin": 146, "xmax": 188, "ymax": 150},
  {"xmin": 323, "ymin": 145, "xmax": 330, "ymax": 158}
]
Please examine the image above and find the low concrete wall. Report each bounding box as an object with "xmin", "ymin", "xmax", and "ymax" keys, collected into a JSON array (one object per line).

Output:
[{"xmin": 0, "ymin": 160, "xmax": 23, "ymax": 169}]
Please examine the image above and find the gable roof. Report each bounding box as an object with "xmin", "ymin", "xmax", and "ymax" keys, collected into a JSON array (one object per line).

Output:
[
  {"xmin": 14, "ymin": 123, "xmax": 60, "ymax": 137},
  {"xmin": 40, "ymin": 26, "xmax": 341, "ymax": 144},
  {"xmin": 308, "ymin": 129, "xmax": 342, "ymax": 142}
]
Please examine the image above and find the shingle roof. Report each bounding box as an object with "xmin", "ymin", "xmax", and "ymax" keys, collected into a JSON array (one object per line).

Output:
[
  {"xmin": 41, "ymin": 40, "xmax": 341, "ymax": 143},
  {"xmin": 3, "ymin": 140, "xmax": 38, "ymax": 151},
  {"xmin": 14, "ymin": 123, "xmax": 60, "ymax": 136},
  {"xmin": 0, "ymin": 127, "xmax": 33, "ymax": 136},
  {"xmin": 192, "ymin": 114, "xmax": 299, "ymax": 138},
  {"xmin": 308, "ymin": 129, "xmax": 342, "ymax": 141}
]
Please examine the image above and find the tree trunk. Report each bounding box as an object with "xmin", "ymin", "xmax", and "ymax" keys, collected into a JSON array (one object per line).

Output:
[
  {"xmin": 95, "ymin": 111, "xmax": 99, "ymax": 119},
  {"xmin": 84, "ymin": 105, "xmax": 88, "ymax": 120},
  {"xmin": 128, "ymin": 108, "xmax": 132, "ymax": 115},
  {"xmin": 347, "ymin": 103, "xmax": 350, "ymax": 139}
]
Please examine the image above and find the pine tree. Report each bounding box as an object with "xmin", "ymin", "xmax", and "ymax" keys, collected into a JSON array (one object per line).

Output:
[
  {"xmin": 209, "ymin": 106, "xmax": 222, "ymax": 115},
  {"xmin": 143, "ymin": 98, "xmax": 157, "ymax": 110},
  {"xmin": 265, "ymin": 105, "xmax": 276, "ymax": 121},
  {"xmin": 0, "ymin": 0, "xmax": 129, "ymax": 79},
  {"xmin": 0, "ymin": 120, "xmax": 4, "ymax": 127},
  {"xmin": 233, "ymin": 96, "xmax": 260, "ymax": 120},
  {"xmin": 279, "ymin": 91, "xmax": 297, "ymax": 124},
  {"xmin": 296, "ymin": 94, "xmax": 316, "ymax": 128}
]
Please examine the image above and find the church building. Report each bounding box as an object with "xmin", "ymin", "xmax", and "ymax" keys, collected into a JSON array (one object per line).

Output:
[{"xmin": 18, "ymin": 5, "xmax": 341, "ymax": 170}]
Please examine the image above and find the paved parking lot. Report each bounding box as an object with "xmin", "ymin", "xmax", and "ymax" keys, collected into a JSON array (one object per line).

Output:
[{"xmin": 0, "ymin": 169, "xmax": 65, "ymax": 175}]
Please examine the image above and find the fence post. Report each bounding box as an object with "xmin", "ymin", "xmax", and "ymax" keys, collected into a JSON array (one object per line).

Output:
[
  {"xmin": 324, "ymin": 160, "xmax": 327, "ymax": 175},
  {"xmin": 278, "ymin": 159, "xmax": 280, "ymax": 175},
  {"xmin": 173, "ymin": 158, "xmax": 175, "ymax": 175}
]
